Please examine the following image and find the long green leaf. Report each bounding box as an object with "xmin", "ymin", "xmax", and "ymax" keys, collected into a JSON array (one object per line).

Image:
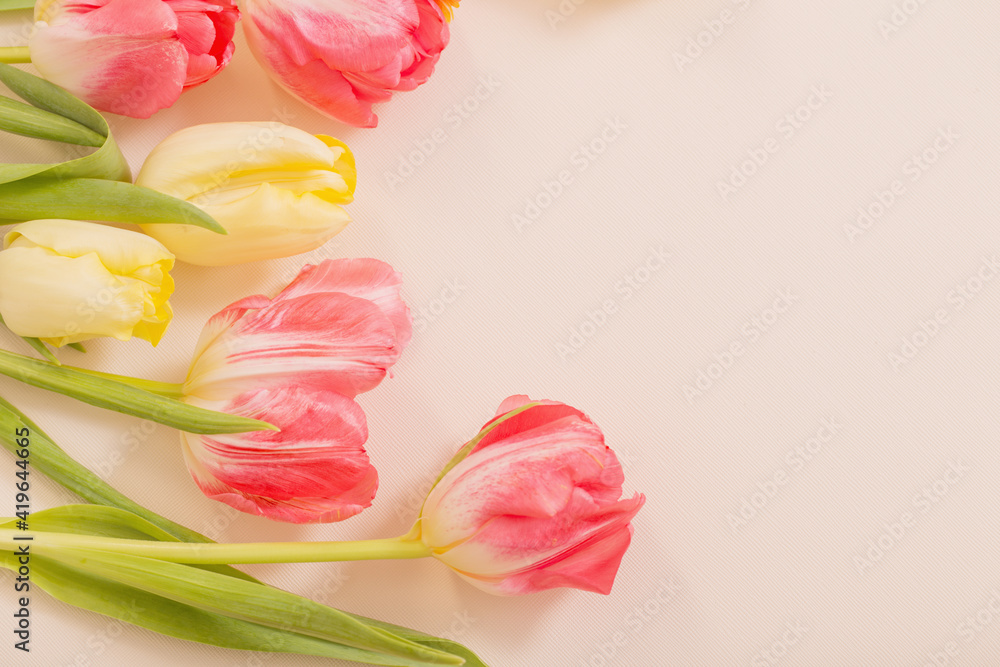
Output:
[
  {"xmin": 33, "ymin": 547, "xmax": 464, "ymax": 666},
  {"xmin": 0, "ymin": 96, "xmax": 105, "ymax": 146},
  {"xmin": 0, "ymin": 350, "xmax": 274, "ymax": 434},
  {"xmin": 0, "ymin": 400, "xmax": 220, "ymax": 542},
  {"xmin": 0, "ymin": 0, "xmax": 33, "ymax": 11},
  {"xmin": 0, "ymin": 177, "xmax": 226, "ymax": 232},
  {"xmin": 0, "ymin": 505, "xmax": 254, "ymax": 581},
  {"xmin": 0, "ymin": 551, "xmax": 465, "ymax": 666}
]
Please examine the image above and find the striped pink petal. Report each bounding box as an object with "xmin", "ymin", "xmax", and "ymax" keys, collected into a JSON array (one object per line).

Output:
[{"xmin": 181, "ymin": 384, "xmax": 378, "ymax": 523}]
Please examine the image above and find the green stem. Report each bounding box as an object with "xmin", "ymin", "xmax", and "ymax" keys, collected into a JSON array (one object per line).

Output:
[
  {"xmin": 0, "ymin": 530, "xmax": 432, "ymax": 564},
  {"xmin": 0, "ymin": 47, "xmax": 29, "ymax": 64},
  {"xmin": 61, "ymin": 365, "xmax": 185, "ymax": 398},
  {"xmin": 0, "ymin": 348, "xmax": 274, "ymax": 434}
]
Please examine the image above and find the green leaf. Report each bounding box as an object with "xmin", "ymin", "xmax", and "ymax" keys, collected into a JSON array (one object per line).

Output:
[
  {"xmin": 28, "ymin": 546, "xmax": 466, "ymax": 666},
  {"xmin": 0, "ymin": 0, "xmax": 33, "ymax": 11},
  {"xmin": 0, "ymin": 505, "xmax": 256, "ymax": 582},
  {"xmin": 0, "ymin": 96, "xmax": 105, "ymax": 146},
  {"xmin": 0, "ymin": 177, "xmax": 226, "ymax": 233},
  {"xmin": 0, "ymin": 63, "xmax": 129, "ymax": 185},
  {"xmin": 1, "ymin": 551, "xmax": 466, "ymax": 667},
  {"xmin": 0, "ymin": 349, "xmax": 274, "ymax": 434},
  {"xmin": 0, "ymin": 400, "xmax": 215, "ymax": 541},
  {"xmin": 343, "ymin": 614, "xmax": 490, "ymax": 667}
]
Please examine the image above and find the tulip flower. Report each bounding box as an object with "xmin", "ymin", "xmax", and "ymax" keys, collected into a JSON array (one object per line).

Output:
[
  {"xmin": 136, "ymin": 122, "xmax": 356, "ymax": 266},
  {"xmin": 240, "ymin": 0, "xmax": 451, "ymax": 127},
  {"xmin": 180, "ymin": 258, "xmax": 411, "ymax": 522},
  {"xmin": 17, "ymin": 397, "xmax": 644, "ymax": 598},
  {"xmin": 27, "ymin": 0, "xmax": 239, "ymax": 118},
  {"xmin": 418, "ymin": 395, "xmax": 646, "ymax": 595},
  {"xmin": 0, "ymin": 219, "xmax": 175, "ymax": 347}
]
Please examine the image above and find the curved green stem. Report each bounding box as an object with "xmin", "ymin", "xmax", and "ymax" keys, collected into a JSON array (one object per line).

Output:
[
  {"xmin": 0, "ymin": 530, "xmax": 432, "ymax": 564},
  {"xmin": 0, "ymin": 47, "xmax": 29, "ymax": 65}
]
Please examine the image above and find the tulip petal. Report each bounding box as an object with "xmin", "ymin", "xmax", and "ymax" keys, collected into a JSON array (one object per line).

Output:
[
  {"xmin": 181, "ymin": 385, "xmax": 378, "ymax": 523},
  {"xmin": 185, "ymin": 292, "xmax": 400, "ymax": 400},
  {"xmin": 6, "ymin": 218, "xmax": 175, "ymax": 276},
  {"xmin": 277, "ymin": 258, "xmax": 412, "ymax": 350},
  {"xmin": 241, "ymin": 0, "xmax": 447, "ymax": 127},
  {"xmin": 473, "ymin": 398, "xmax": 591, "ymax": 454},
  {"xmin": 142, "ymin": 184, "xmax": 351, "ymax": 266},
  {"xmin": 486, "ymin": 508, "xmax": 640, "ymax": 596},
  {"xmin": 136, "ymin": 122, "xmax": 352, "ymax": 203},
  {"xmin": 0, "ymin": 220, "xmax": 175, "ymax": 346},
  {"xmin": 243, "ymin": 0, "xmax": 418, "ymax": 73},
  {"xmin": 30, "ymin": 0, "xmax": 188, "ymax": 118},
  {"xmin": 422, "ymin": 396, "xmax": 644, "ymax": 596}
]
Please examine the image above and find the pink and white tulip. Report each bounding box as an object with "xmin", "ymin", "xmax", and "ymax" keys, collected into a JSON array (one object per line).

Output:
[
  {"xmin": 419, "ymin": 396, "xmax": 645, "ymax": 595},
  {"xmin": 30, "ymin": 0, "xmax": 240, "ymax": 118},
  {"xmin": 180, "ymin": 258, "xmax": 411, "ymax": 523},
  {"xmin": 240, "ymin": 0, "xmax": 450, "ymax": 127}
]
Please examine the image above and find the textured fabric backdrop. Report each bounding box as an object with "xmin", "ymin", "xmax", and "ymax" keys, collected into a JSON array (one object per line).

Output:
[{"xmin": 1, "ymin": 1, "xmax": 999, "ymax": 665}]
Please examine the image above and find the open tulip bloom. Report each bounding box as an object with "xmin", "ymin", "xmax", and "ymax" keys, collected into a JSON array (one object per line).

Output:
[
  {"xmin": 180, "ymin": 257, "xmax": 411, "ymax": 522},
  {"xmin": 1, "ymin": 396, "xmax": 645, "ymax": 597}
]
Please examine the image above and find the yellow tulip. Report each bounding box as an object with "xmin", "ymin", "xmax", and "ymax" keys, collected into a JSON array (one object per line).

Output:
[
  {"xmin": 0, "ymin": 220, "xmax": 175, "ymax": 347},
  {"xmin": 136, "ymin": 122, "xmax": 356, "ymax": 266}
]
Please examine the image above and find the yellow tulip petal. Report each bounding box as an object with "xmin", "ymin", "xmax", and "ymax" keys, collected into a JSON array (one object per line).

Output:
[
  {"xmin": 140, "ymin": 184, "xmax": 351, "ymax": 266},
  {"xmin": 5, "ymin": 219, "xmax": 175, "ymax": 277}
]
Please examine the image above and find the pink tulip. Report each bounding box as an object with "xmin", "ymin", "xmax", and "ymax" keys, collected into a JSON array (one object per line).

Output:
[
  {"xmin": 419, "ymin": 396, "xmax": 645, "ymax": 595},
  {"xmin": 240, "ymin": 0, "xmax": 450, "ymax": 127},
  {"xmin": 30, "ymin": 0, "xmax": 240, "ymax": 118},
  {"xmin": 180, "ymin": 258, "xmax": 411, "ymax": 523}
]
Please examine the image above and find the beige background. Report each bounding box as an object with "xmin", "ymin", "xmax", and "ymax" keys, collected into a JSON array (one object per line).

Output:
[{"xmin": 2, "ymin": 0, "xmax": 1000, "ymax": 665}]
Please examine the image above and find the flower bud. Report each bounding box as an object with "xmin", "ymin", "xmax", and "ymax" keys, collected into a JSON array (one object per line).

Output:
[
  {"xmin": 419, "ymin": 396, "xmax": 645, "ymax": 595},
  {"xmin": 0, "ymin": 220, "xmax": 174, "ymax": 347},
  {"xmin": 136, "ymin": 122, "xmax": 356, "ymax": 266},
  {"xmin": 240, "ymin": 0, "xmax": 450, "ymax": 127},
  {"xmin": 29, "ymin": 0, "xmax": 239, "ymax": 118}
]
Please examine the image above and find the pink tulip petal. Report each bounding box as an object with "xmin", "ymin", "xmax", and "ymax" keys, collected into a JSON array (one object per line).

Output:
[
  {"xmin": 244, "ymin": 0, "xmax": 418, "ymax": 72},
  {"xmin": 473, "ymin": 397, "xmax": 592, "ymax": 454},
  {"xmin": 424, "ymin": 396, "xmax": 644, "ymax": 596},
  {"xmin": 277, "ymin": 258, "xmax": 412, "ymax": 350},
  {"xmin": 181, "ymin": 385, "xmax": 378, "ymax": 523},
  {"xmin": 30, "ymin": 0, "xmax": 188, "ymax": 118},
  {"xmin": 185, "ymin": 291, "xmax": 400, "ymax": 400},
  {"xmin": 495, "ymin": 518, "xmax": 637, "ymax": 596}
]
